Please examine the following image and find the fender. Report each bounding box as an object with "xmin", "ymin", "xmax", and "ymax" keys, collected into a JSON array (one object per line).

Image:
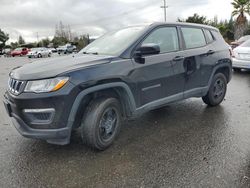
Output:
[
  {"xmin": 202, "ymin": 59, "xmax": 232, "ymax": 96},
  {"xmin": 66, "ymin": 82, "xmax": 137, "ymax": 129}
]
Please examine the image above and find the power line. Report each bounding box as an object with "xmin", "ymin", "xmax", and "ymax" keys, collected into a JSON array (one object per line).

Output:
[
  {"xmin": 70, "ymin": 0, "xmax": 160, "ymax": 26},
  {"xmin": 160, "ymin": 0, "xmax": 168, "ymax": 22}
]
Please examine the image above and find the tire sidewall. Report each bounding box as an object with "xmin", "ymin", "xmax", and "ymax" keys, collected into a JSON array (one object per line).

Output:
[
  {"xmin": 208, "ymin": 73, "xmax": 227, "ymax": 106},
  {"xmin": 82, "ymin": 98, "xmax": 122, "ymax": 150}
]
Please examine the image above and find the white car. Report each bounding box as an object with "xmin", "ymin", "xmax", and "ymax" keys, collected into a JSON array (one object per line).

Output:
[
  {"xmin": 233, "ymin": 39, "xmax": 250, "ymax": 71},
  {"xmin": 27, "ymin": 47, "xmax": 51, "ymax": 58}
]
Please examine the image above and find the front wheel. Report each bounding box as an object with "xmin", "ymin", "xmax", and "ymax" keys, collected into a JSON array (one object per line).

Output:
[
  {"xmin": 202, "ymin": 73, "xmax": 227, "ymax": 106},
  {"xmin": 80, "ymin": 97, "xmax": 122, "ymax": 150}
]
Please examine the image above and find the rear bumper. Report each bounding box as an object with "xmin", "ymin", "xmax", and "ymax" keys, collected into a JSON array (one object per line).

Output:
[{"xmin": 232, "ymin": 58, "xmax": 250, "ymax": 69}]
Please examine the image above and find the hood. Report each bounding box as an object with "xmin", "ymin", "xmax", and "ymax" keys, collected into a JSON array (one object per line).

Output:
[{"xmin": 11, "ymin": 54, "xmax": 115, "ymax": 80}]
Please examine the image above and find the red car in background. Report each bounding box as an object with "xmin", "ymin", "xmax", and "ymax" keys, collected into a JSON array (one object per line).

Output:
[{"xmin": 11, "ymin": 48, "xmax": 29, "ymax": 57}]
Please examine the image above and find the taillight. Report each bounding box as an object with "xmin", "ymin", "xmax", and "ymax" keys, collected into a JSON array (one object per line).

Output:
[{"xmin": 229, "ymin": 48, "xmax": 234, "ymax": 58}]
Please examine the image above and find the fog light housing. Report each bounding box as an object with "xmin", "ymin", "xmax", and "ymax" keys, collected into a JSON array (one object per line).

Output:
[{"xmin": 23, "ymin": 108, "xmax": 55, "ymax": 125}]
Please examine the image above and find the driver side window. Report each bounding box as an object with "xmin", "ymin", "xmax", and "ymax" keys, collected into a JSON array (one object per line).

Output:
[{"xmin": 141, "ymin": 27, "xmax": 179, "ymax": 53}]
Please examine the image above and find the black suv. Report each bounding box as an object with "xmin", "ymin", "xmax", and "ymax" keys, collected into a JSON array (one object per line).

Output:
[{"xmin": 3, "ymin": 22, "xmax": 232, "ymax": 150}]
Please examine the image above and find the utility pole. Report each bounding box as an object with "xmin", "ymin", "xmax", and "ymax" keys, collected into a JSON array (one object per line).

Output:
[
  {"xmin": 36, "ymin": 32, "xmax": 39, "ymax": 42},
  {"xmin": 160, "ymin": 0, "xmax": 168, "ymax": 22}
]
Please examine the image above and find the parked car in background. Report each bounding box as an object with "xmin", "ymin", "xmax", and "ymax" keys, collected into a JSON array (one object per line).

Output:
[
  {"xmin": 11, "ymin": 48, "xmax": 29, "ymax": 57},
  {"xmin": 27, "ymin": 47, "xmax": 51, "ymax": 58},
  {"xmin": 3, "ymin": 48, "xmax": 12, "ymax": 57},
  {"xmin": 3, "ymin": 22, "xmax": 232, "ymax": 150},
  {"xmin": 232, "ymin": 39, "xmax": 250, "ymax": 71},
  {"xmin": 48, "ymin": 48, "xmax": 57, "ymax": 53},
  {"xmin": 231, "ymin": 35, "xmax": 250, "ymax": 49},
  {"xmin": 57, "ymin": 44, "xmax": 76, "ymax": 54}
]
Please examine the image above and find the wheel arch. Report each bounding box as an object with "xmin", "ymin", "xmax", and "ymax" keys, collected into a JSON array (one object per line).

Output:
[{"xmin": 67, "ymin": 82, "xmax": 137, "ymax": 129}]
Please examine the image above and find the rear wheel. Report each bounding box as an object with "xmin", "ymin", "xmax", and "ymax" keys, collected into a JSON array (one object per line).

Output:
[
  {"xmin": 38, "ymin": 53, "xmax": 42, "ymax": 58},
  {"xmin": 202, "ymin": 73, "xmax": 227, "ymax": 106},
  {"xmin": 80, "ymin": 97, "xmax": 122, "ymax": 150}
]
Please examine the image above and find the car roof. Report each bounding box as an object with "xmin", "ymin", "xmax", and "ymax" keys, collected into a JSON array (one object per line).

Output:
[{"xmin": 147, "ymin": 22, "xmax": 219, "ymax": 31}]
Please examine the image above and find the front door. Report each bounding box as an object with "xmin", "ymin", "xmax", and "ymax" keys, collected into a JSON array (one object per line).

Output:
[{"xmin": 131, "ymin": 26, "xmax": 184, "ymax": 107}]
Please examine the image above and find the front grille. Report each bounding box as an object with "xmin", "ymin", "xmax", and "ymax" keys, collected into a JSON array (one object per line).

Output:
[{"xmin": 8, "ymin": 78, "xmax": 25, "ymax": 95}]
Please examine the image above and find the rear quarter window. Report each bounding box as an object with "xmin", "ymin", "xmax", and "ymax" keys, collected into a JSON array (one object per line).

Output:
[
  {"xmin": 204, "ymin": 29, "xmax": 214, "ymax": 43},
  {"xmin": 181, "ymin": 27, "xmax": 206, "ymax": 49}
]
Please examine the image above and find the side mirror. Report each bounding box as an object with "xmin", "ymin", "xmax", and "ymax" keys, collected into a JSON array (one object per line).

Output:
[{"xmin": 134, "ymin": 43, "xmax": 160, "ymax": 64}]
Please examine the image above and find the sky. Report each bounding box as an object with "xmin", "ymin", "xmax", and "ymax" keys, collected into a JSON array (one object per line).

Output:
[{"xmin": 0, "ymin": 0, "xmax": 234, "ymax": 43}]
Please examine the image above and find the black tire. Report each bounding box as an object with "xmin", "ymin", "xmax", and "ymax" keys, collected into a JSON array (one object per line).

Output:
[
  {"xmin": 38, "ymin": 53, "xmax": 42, "ymax": 58},
  {"xmin": 80, "ymin": 97, "xmax": 122, "ymax": 150},
  {"xmin": 233, "ymin": 68, "xmax": 241, "ymax": 72},
  {"xmin": 202, "ymin": 73, "xmax": 227, "ymax": 106}
]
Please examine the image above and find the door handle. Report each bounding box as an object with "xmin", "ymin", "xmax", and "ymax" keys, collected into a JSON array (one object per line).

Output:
[
  {"xmin": 206, "ymin": 50, "xmax": 215, "ymax": 55},
  {"xmin": 173, "ymin": 56, "xmax": 185, "ymax": 61}
]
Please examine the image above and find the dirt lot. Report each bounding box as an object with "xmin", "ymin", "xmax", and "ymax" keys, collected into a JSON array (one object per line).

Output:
[{"xmin": 1, "ymin": 56, "xmax": 250, "ymax": 188}]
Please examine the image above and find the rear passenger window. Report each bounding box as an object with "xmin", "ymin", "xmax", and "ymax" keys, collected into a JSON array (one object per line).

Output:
[
  {"xmin": 142, "ymin": 27, "xmax": 179, "ymax": 53},
  {"xmin": 181, "ymin": 27, "xmax": 206, "ymax": 49},
  {"xmin": 204, "ymin": 29, "xmax": 214, "ymax": 43}
]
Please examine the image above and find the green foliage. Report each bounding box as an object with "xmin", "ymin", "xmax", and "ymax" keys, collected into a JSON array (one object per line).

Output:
[
  {"xmin": 231, "ymin": 0, "xmax": 250, "ymax": 17},
  {"xmin": 179, "ymin": 14, "xmax": 235, "ymax": 41},
  {"xmin": 10, "ymin": 42, "xmax": 18, "ymax": 49},
  {"xmin": 178, "ymin": 13, "xmax": 208, "ymax": 24},
  {"xmin": 18, "ymin": 35, "xmax": 25, "ymax": 45},
  {"xmin": 37, "ymin": 38, "xmax": 50, "ymax": 47},
  {"xmin": 0, "ymin": 29, "xmax": 9, "ymax": 48},
  {"xmin": 72, "ymin": 35, "xmax": 89, "ymax": 50},
  {"xmin": 52, "ymin": 36, "xmax": 68, "ymax": 48}
]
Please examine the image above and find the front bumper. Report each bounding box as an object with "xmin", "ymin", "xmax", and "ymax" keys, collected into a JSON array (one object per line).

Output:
[
  {"xmin": 232, "ymin": 58, "xmax": 250, "ymax": 69},
  {"xmin": 11, "ymin": 113, "xmax": 71, "ymax": 145},
  {"xmin": 3, "ymin": 81, "xmax": 79, "ymax": 145}
]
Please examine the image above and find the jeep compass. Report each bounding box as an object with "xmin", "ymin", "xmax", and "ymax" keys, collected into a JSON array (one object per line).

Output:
[{"xmin": 3, "ymin": 22, "xmax": 232, "ymax": 150}]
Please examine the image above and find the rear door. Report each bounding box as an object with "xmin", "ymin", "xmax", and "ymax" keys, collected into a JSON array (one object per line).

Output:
[{"xmin": 179, "ymin": 27, "xmax": 208, "ymax": 98}]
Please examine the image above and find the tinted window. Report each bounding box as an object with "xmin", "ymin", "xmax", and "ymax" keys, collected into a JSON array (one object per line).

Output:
[
  {"xmin": 204, "ymin": 29, "xmax": 214, "ymax": 43},
  {"xmin": 182, "ymin": 27, "xmax": 206, "ymax": 49},
  {"xmin": 142, "ymin": 27, "xmax": 179, "ymax": 53}
]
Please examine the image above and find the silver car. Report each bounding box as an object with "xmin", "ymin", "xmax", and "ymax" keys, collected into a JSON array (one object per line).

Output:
[
  {"xmin": 233, "ymin": 39, "xmax": 250, "ymax": 71},
  {"xmin": 27, "ymin": 47, "xmax": 51, "ymax": 58}
]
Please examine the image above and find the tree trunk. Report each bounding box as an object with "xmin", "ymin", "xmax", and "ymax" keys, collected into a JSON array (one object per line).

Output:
[{"xmin": 234, "ymin": 15, "xmax": 248, "ymax": 40}]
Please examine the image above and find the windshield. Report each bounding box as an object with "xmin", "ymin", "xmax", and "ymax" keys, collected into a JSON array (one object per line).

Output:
[
  {"xmin": 15, "ymin": 48, "xmax": 22, "ymax": 51},
  {"xmin": 79, "ymin": 26, "xmax": 146, "ymax": 56},
  {"xmin": 240, "ymin": 39, "xmax": 250, "ymax": 47}
]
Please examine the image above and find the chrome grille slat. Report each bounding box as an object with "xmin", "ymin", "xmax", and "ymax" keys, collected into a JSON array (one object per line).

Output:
[{"xmin": 8, "ymin": 78, "xmax": 24, "ymax": 95}]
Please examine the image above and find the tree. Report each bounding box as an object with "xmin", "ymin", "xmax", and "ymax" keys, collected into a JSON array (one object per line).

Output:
[
  {"xmin": 37, "ymin": 38, "xmax": 50, "ymax": 47},
  {"xmin": 54, "ymin": 21, "xmax": 73, "ymax": 42},
  {"xmin": 178, "ymin": 13, "xmax": 208, "ymax": 24},
  {"xmin": 0, "ymin": 29, "xmax": 9, "ymax": 49},
  {"xmin": 52, "ymin": 36, "xmax": 68, "ymax": 47},
  {"xmin": 231, "ymin": 0, "xmax": 250, "ymax": 39},
  {"xmin": 18, "ymin": 35, "xmax": 25, "ymax": 45},
  {"xmin": 10, "ymin": 42, "xmax": 18, "ymax": 49}
]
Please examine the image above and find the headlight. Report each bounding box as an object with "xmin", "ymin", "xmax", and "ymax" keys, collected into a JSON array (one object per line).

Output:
[{"xmin": 24, "ymin": 77, "xmax": 69, "ymax": 93}]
